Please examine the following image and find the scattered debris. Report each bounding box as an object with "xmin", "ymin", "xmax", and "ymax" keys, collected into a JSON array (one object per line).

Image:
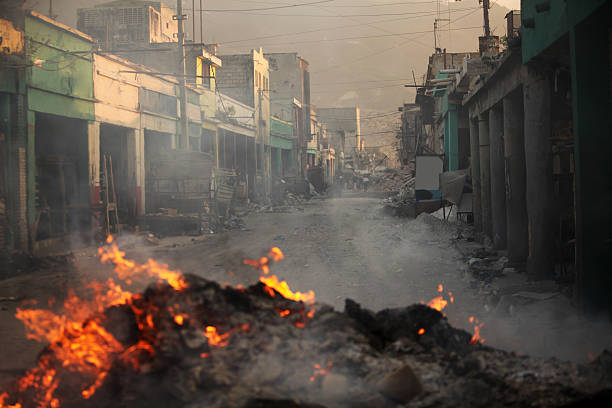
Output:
[{"xmin": 3, "ymin": 274, "xmax": 612, "ymax": 408}]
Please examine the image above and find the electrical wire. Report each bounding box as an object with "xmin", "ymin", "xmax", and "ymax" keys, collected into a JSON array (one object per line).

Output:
[
  {"xmin": 252, "ymin": 25, "xmax": 481, "ymax": 47},
  {"xmin": 184, "ymin": 0, "xmax": 336, "ymax": 12},
  {"xmin": 218, "ymin": 13, "xmax": 451, "ymax": 45},
  {"xmin": 311, "ymin": 6, "xmax": 482, "ymax": 74},
  {"xmin": 190, "ymin": 8, "xmax": 473, "ymax": 18}
]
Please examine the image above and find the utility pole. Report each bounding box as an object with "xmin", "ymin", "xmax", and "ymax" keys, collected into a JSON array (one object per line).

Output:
[
  {"xmin": 176, "ymin": 0, "xmax": 189, "ymax": 150},
  {"xmin": 192, "ymin": 0, "xmax": 196, "ymax": 43},
  {"xmin": 200, "ymin": 0, "xmax": 203, "ymax": 43},
  {"xmin": 49, "ymin": 0, "xmax": 53, "ymax": 19},
  {"xmin": 482, "ymin": 0, "xmax": 491, "ymax": 37},
  {"xmin": 254, "ymin": 89, "xmax": 260, "ymax": 173}
]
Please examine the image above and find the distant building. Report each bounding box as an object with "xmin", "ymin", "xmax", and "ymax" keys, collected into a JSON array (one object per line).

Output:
[
  {"xmin": 264, "ymin": 52, "xmax": 311, "ymax": 180},
  {"xmin": 422, "ymin": 50, "xmax": 479, "ymax": 170},
  {"xmin": 77, "ymin": 0, "xmax": 176, "ymax": 50},
  {"xmin": 215, "ymin": 48, "xmax": 271, "ymax": 199},
  {"xmin": 317, "ymin": 107, "xmax": 361, "ymax": 170}
]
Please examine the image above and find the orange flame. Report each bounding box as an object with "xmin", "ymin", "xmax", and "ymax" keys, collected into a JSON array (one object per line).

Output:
[
  {"xmin": 469, "ymin": 316, "xmax": 485, "ymax": 344},
  {"xmin": 437, "ymin": 284, "xmax": 444, "ymax": 293},
  {"xmin": 309, "ymin": 361, "xmax": 333, "ymax": 383},
  {"xmin": 259, "ymin": 275, "xmax": 315, "ymax": 304},
  {"xmin": 418, "ymin": 328, "xmax": 425, "ymax": 335},
  {"xmin": 98, "ymin": 236, "xmax": 188, "ymax": 291},
  {"xmin": 0, "ymin": 237, "xmax": 195, "ymax": 407},
  {"xmin": 427, "ymin": 296, "xmax": 448, "ymax": 312},
  {"xmin": 204, "ymin": 326, "xmax": 232, "ymax": 347}
]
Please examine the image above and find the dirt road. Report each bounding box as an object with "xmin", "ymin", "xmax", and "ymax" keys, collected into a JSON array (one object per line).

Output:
[
  {"xmin": 150, "ymin": 195, "xmax": 480, "ymax": 329},
  {"xmin": 1, "ymin": 194, "xmax": 611, "ymax": 389}
]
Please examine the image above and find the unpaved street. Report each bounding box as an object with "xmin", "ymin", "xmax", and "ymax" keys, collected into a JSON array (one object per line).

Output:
[
  {"xmin": 120, "ymin": 194, "xmax": 612, "ymax": 363},
  {"xmin": 1, "ymin": 195, "xmax": 611, "ymax": 391}
]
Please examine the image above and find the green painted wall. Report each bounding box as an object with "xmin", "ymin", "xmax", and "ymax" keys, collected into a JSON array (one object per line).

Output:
[
  {"xmin": 270, "ymin": 117, "xmax": 294, "ymax": 139},
  {"xmin": 25, "ymin": 14, "xmax": 94, "ymax": 120},
  {"xmin": 441, "ymin": 78, "xmax": 459, "ymax": 172},
  {"xmin": 444, "ymin": 108, "xmax": 459, "ymax": 171},
  {"xmin": 270, "ymin": 135, "xmax": 293, "ymax": 150},
  {"xmin": 521, "ymin": 0, "xmax": 607, "ymax": 63}
]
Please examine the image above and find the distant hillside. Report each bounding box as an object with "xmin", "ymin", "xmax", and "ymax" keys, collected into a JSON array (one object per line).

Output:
[{"xmin": 37, "ymin": 0, "xmax": 510, "ymax": 111}]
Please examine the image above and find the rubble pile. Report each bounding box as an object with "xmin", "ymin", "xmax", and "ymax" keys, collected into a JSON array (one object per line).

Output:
[
  {"xmin": 375, "ymin": 167, "xmax": 414, "ymax": 193},
  {"xmin": 3, "ymin": 274, "xmax": 612, "ymax": 408}
]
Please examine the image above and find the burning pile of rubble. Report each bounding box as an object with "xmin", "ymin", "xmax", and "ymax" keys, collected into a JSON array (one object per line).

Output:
[{"xmin": 1, "ymin": 241, "xmax": 612, "ymax": 408}]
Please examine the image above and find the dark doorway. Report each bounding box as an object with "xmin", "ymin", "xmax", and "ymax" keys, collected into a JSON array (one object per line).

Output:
[
  {"xmin": 100, "ymin": 124, "xmax": 131, "ymax": 221},
  {"xmin": 34, "ymin": 113, "xmax": 89, "ymax": 241}
]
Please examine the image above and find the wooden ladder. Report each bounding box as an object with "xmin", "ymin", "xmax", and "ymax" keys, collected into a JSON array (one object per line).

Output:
[{"xmin": 102, "ymin": 154, "xmax": 121, "ymax": 237}]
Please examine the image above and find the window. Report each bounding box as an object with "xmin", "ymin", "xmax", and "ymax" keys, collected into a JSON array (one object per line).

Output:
[
  {"xmin": 83, "ymin": 10, "xmax": 101, "ymax": 27},
  {"xmin": 118, "ymin": 8, "xmax": 144, "ymax": 25}
]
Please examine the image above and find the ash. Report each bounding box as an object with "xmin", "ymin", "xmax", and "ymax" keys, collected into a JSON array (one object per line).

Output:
[{"xmin": 6, "ymin": 275, "xmax": 612, "ymax": 408}]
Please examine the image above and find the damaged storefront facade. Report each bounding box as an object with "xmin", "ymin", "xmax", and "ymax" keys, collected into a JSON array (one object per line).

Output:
[
  {"xmin": 462, "ymin": 1, "xmax": 612, "ymax": 312},
  {"xmin": 0, "ymin": 9, "xmax": 222, "ymax": 251}
]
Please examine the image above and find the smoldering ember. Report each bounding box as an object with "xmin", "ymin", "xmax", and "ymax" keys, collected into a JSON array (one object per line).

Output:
[{"xmin": 1, "ymin": 0, "xmax": 612, "ymax": 407}]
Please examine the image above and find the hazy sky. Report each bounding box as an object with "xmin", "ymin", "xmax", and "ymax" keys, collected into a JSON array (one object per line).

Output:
[
  {"xmin": 29, "ymin": 0, "xmax": 518, "ymax": 111},
  {"xmin": 495, "ymin": 0, "xmax": 521, "ymax": 10}
]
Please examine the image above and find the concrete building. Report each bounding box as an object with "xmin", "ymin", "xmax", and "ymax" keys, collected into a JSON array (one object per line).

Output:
[
  {"xmin": 215, "ymin": 48, "xmax": 271, "ymax": 200},
  {"xmin": 316, "ymin": 107, "xmax": 361, "ymax": 171},
  {"xmin": 461, "ymin": 0, "xmax": 612, "ymax": 313},
  {"xmin": 270, "ymin": 117, "xmax": 296, "ymax": 179},
  {"xmin": 422, "ymin": 51, "xmax": 480, "ymax": 171},
  {"xmin": 77, "ymin": 0, "xmax": 222, "ymax": 158},
  {"xmin": 77, "ymin": 0, "xmax": 176, "ymax": 51},
  {"xmin": 215, "ymin": 91, "xmax": 256, "ymax": 200},
  {"xmin": 0, "ymin": 9, "xmax": 219, "ymax": 253},
  {"xmin": 0, "ymin": 9, "xmax": 28, "ymax": 251},
  {"xmin": 264, "ymin": 53, "xmax": 312, "ymax": 180}
]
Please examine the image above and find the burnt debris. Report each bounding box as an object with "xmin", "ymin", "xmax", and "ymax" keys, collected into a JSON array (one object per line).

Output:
[{"xmin": 3, "ymin": 274, "xmax": 612, "ymax": 408}]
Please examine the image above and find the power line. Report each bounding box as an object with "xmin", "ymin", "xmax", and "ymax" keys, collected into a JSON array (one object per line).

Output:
[
  {"xmin": 182, "ymin": 7, "xmax": 473, "ymax": 18},
  {"xmin": 311, "ymin": 7, "xmax": 482, "ymax": 74},
  {"xmin": 254, "ymin": 25, "xmax": 480, "ymax": 47},
  {"xmin": 186, "ymin": 0, "xmax": 336, "ymax": 12},
  {"xmin": 319, "ymin": 1, "xmax": 442, "ymax": 7},
  {"xmin": 312, "ymin": 77, "xmax": 422, "ymax": 86},
  {"xmin": 215, "ymin": 10, "xmax": 462, "ymax": 45}
]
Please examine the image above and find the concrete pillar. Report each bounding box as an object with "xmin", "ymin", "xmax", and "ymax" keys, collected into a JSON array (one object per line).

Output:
[
  {"xmin": 489, "ymin": 105, "xmax": 507, "ymax": 249},
  {"xmin": 503, "ymin": 91, "xmax": 528, "ymax": 265},
  {"xmin": 26, "ymin": 109, "xmax": 35, "ymax": 249},
  {"xmin": 469, "ymin": 117, "xmax": 482, "ymax": 232},
  {"xmin": 523, "ymin": 68, "xmax": 555, "ymax": 280},
  {"xmin": 127, "ymin": 128, "xmax": 146, "ymax": 216},
  {"xmin": 478, "ymin": 113, "xmax": 492, "ymax": 239},
  {"xmin": 87, "ymin": 121, "xmax": 100, "ymax": 206}
]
